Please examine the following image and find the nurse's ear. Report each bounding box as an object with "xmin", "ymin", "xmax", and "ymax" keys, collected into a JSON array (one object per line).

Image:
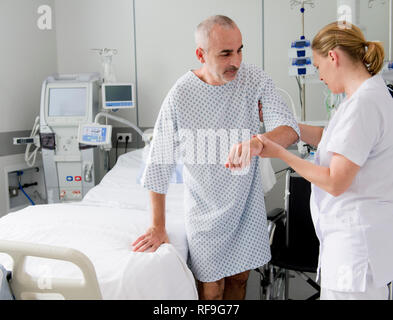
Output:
[{"xmin": 328, "ymin": 50, "xmax": 340, "ymax": 67}]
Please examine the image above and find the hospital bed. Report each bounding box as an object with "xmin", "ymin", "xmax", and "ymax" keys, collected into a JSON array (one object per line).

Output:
[{"xmin": 0, "ymin": 147, "xmax": 198, "ymax": 300}]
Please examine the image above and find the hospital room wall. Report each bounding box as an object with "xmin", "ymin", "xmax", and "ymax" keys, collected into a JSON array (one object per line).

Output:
[
  {"xmin": 54, "ymin": 0, "xmax": 138, "ymax": 126},
  {"xmin": 0, "ymin": 0, "xmax": 58, "ymax": 135},
  {"xmin": 0, "ymin": 0, "xmax": 58, "ymax": 217},
  {"xmin": 133, "ymin": 0, "xmax": 264, "ymax": 127}
]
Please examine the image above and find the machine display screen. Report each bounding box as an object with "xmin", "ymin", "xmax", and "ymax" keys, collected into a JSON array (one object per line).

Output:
[
  {"xmin": 81, "ymin": 126, "xmax": 107, "ymax": 144},
  {"xmin": 105, "ymin": 85, "xmax": 132, "ymax": 102},
  {"xmin": 48, "ymin": 87, "xmax": 87, "ymax": 117}
]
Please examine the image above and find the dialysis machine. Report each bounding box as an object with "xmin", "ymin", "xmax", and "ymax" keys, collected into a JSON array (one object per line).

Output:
[
  {"xmin": 39, "ymin": 73, "xmax": 102, "ymax": 203},
  {"xmin": 12, "ymin": 48, "xmax": 145, "ymax": 206},
  {"xmin": 15, "ymin": 73, "xmax": 144, "ymax": 205}
]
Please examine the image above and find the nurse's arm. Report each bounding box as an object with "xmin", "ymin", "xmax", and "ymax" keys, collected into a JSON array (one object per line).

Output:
[
  {"xmin": 298, "ymin": 123, "xmax": 324, "ymax": 148},
  {"xmin": 259, "ymin": 135, "xmax": 360, "ymax": 197},
  {"xmin": 281, "ymin": 151, "xmax": 359, "ymax": 196}
]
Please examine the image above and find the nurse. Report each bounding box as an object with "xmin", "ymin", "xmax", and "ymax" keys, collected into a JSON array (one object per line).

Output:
[{"xmin": 226, "ymin": 21, "xmax": 393, "ymax": 300}]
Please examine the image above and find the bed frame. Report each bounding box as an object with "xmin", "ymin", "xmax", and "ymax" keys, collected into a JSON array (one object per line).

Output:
[{"xmin": 0, "ymin": 239, "xmax": 102, "ymax": 299}]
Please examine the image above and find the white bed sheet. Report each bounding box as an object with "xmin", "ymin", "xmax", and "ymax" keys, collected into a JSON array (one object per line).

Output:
[
  {"xmin": 83, "ymin": 147, "xmax": 186, "ymax": 215},
  {"xmin": 0, "ymin": 148, "xmax": 197, "ymax": 300}
]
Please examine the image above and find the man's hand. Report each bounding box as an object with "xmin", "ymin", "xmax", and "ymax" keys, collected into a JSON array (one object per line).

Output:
[
  {"xmin": 132, "ymin": 226, "xmax": 169, "ymax": 252},
  {"xmin": 225, "ymin": 136, "xmax": 264, "ymax": 170}
]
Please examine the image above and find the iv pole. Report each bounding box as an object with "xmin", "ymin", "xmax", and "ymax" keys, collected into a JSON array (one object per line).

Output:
[
  {"xmin": 300, "ymin": 2, "xmax": 306, "ymax": 122},
  {"xmin": 385, "ymin": 0, "xmax": 393, "ymax": 88},
  {"xmin": 290, "ymin": 0, "xmax": 315, "ymax": 122}
]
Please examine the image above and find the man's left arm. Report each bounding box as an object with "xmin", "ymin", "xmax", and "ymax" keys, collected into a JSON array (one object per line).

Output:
[{"xmin": 259, "ymin": 72, "xmax": 300, "ymax": 147}]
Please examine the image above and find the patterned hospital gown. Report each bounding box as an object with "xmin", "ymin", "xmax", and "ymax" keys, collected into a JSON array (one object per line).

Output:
[{"xmin": 141, "ymin": 63, "xmax": 299, "ymax": 282}]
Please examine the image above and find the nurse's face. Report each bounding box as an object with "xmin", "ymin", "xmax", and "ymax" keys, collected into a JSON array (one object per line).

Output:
[
  {"xmin": 313, "ymin": 49, "xmax": 345, "ymax": 94},
  {"xmin": 199, "ymin": 25, "xmax": 243, "ymax": 85}
]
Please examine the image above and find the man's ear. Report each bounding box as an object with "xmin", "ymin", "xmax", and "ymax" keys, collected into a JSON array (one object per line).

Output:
[{"xmin": 196, "ymin": 47, "xmax": 205, "ymax": 63}]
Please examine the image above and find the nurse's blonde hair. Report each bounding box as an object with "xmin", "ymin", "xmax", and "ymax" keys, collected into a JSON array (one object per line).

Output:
[{"xmin": 312, "ymin": 21, "xmax": 385, "ymax": 76}]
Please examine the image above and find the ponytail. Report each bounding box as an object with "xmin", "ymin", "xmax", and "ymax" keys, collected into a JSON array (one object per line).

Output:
[{"xmin": 363, "ymin": 41, "xmax": 385, "ymax": 76}]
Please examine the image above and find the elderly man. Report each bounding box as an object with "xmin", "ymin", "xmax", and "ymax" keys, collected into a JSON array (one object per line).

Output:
[{"xmin": 133, "ymin": 15, "xmax": 299, "ymax": 300}]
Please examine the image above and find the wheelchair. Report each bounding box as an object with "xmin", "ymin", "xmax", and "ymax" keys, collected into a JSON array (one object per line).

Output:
[{"xmin": 255, "ymin": 168, "xmax": 321, "ymax": 300}]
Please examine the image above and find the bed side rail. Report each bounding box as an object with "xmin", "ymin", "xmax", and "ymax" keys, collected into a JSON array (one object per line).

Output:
[{"xmin": 0, "ymin": 239, "xmax": 102, "ymax": 300}]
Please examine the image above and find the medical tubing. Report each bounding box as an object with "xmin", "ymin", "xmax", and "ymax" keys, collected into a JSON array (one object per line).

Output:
[
  {"xmin": 94, "ymin": 112, "xmax": 148, "ymax": 143},
  {"xmin": 277, "ymin": 87, "xmax": 298, "ymax": 120},
  {"xmin": 18, "ymin": 182, "xmax": 35, "ymax": 206},
  {"xmin": 25, "ymin": 117, "xmax": 40, "ymax": 167},
  {"xmin": 389, "ymin": 0, "xmax": 393, "ymax": 61}
]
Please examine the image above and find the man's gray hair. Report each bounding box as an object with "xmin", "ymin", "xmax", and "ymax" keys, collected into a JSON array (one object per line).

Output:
[{"xmin": 194, "ymin": 15, "xmax": 237, "ymax": 50}]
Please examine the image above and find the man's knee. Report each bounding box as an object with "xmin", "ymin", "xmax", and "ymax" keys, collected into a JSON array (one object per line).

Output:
[
  {"xmin": 197, "ymin": 279, "xmax": 225, "ymax": 300},
  {"xmin": 225, "ymin": 270, "xmax": 250, "ymax": 286}
]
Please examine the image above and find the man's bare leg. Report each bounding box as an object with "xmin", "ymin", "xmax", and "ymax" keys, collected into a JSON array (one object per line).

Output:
[
  {"xmin": 223, "ymin": 270, "xmax": 250, "ymax": 300},
  {"xmin": 197, "ymin": 278, "xmax": 225, "ymax": 300}
]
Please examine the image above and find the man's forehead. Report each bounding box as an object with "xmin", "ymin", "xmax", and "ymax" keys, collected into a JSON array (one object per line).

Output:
[{"xmin": 208, "ymin": 25, "xmax": 242, "ymax": 50}]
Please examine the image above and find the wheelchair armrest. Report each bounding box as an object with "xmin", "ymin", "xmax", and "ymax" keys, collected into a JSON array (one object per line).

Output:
[{"xmin": 267, "ymin": 208, "xmax": 285, "ymax": 222}]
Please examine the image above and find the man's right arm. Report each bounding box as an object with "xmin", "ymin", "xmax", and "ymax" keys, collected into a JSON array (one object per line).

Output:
[
  {"xmin": 134, "ymin": 90, "xmax": 178, "ymax": 252},
  {"xmin": 132, "ymin": 191, "xmax": 169, "ymax": 252}
]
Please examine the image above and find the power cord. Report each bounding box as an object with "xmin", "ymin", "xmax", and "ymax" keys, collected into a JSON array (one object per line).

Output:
[
  {"xmin": 106, "ymin": 150, "xmax": 111, "ymax": 171},
  {"xmin": 125, "ymin": 135, "xmax": 130, "ymax": 154},
  {"xmin": 115, "ymin": 135, "xmax": 123, "ymax": 163},
  {"xmin": 16, "ymin": 171, "xmax": 35, "ymax": 206}
]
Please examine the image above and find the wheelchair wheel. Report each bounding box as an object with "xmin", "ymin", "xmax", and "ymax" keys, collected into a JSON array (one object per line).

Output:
[
  {"xmin": 258, "ymin": 265, "xmax": 286, "ymax": 300},
  {"xmin": 267, "ymin": 266, "xmax": 286, "ymax": 300}
]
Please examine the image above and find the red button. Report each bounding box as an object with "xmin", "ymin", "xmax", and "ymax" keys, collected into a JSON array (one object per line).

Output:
[{"xmin": 75, "ymin": 176, "xmax": 82, "ymax": 181}]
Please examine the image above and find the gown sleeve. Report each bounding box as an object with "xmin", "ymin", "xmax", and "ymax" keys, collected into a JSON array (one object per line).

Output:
[{"xmin": 141, "ymin": 93, "xmax": 179, "ymax": 194}]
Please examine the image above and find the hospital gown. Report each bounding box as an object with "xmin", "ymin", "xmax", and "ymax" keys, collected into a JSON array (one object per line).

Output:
[{"xmin": 142, "ymin": 63, "xmax": 299, "ymax": 282}]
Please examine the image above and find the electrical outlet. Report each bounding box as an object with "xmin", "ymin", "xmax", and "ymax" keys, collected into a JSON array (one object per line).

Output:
[{"xmin": 117, "ymin": 133, "xmax": 132, "ymax": 143}]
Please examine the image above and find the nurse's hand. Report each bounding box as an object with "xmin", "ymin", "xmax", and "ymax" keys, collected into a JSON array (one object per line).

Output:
[
  {"xmin": 225, "ymin": 136, "xmax": 264, "ymax": 170},
  {"xmin": 132, "ymin": 226, "xmax": 169, "ymax": 252},
  {"xmin": 256, "ymin": 135, "xmax": 285, "ymax": 159}
]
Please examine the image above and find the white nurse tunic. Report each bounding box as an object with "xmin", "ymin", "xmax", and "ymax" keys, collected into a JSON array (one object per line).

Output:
[{"xmin": 311, "ymin": 75, "xmax": 393, "ymax": 292}]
